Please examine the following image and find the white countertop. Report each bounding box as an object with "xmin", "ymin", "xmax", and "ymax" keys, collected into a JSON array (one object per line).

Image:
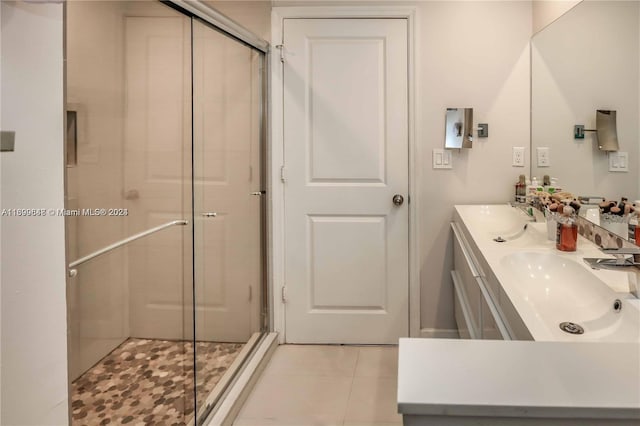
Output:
[
  {"xmin": 454, "ymin": 204, "xmax": 640, "ymax": 342},
  {"xmin": 396, "ymin": 204, "xmax": 640, "ymax": 419},
  {"xmin": 398, "ymin": 338, "xmax": 640, "ymax": 419}
]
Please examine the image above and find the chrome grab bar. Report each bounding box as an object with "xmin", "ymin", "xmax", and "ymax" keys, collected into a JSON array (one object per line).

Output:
[{"xmin": 68, "ymin": 219, "xmax": 188, "ymax": 277}]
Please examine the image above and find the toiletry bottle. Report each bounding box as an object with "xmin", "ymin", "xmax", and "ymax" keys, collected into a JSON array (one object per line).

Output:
[
  {"xmin": 515, "ymin": 175, "xmax": 526, "ymax": 202},
  {"xmin": 550, "ymin": 177, "xmax": 561, "ymax": 193},
  {"xmin": 528, "ymin": 177, "xmax": 539, "ymax": 195},
  {"xmin": 547, "ymin": 177, "xmax": 555, "ymax": 194},
  {"xmin": 630, "ymin": 215, "xmax": 639, "ymax": 244},
  {"xmin": 556, "ymin": 215, "xmax": 577, "ymax": 252}
]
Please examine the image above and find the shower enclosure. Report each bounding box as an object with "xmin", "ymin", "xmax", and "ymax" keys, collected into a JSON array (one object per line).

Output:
[{"xmin": 64, "ymin": 1, "xmax": 267, "ymax": 424}]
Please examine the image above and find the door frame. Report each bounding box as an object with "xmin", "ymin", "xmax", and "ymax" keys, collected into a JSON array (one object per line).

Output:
[{"xmin": 270, "ymin": 6, "xmax": 420, "ymax": 343}]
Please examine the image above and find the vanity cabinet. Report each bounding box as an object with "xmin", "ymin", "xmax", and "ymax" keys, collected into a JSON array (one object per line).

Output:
[
  {"xmin": 451, "ymin": 222, "xmax": 512, "ymax": 340},
  {"xmin": 451, "ymin": 223, "xmax": 481, "ymax": 338}
]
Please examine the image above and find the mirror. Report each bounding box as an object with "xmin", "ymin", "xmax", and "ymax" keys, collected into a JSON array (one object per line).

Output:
[
  {"xmin": 445, "ymin": 107, "xmax": 473, "ymax": 149},
  {"xmin": 531, "ymin": 0, "xmax": 640, "ymax": 243},
  {"xmin": 595, "ymin": 109, "xmax": 620, "ymax": 152}
]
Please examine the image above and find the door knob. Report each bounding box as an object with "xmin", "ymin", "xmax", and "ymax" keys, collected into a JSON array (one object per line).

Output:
[{"xmin": 392, "ymin": 194, "xmax": 404, "ymax": 206}]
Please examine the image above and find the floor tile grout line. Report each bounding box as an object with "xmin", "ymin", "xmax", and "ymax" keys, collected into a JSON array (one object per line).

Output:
[
  {"xmin": 341, "ymin": 347, "xmax": 361, "ymax": 426},
  {"xmin": 235, "ymin": 345, "xmax": 401, "ymax": 425},
  {"xmin": 262, "ymin": 371, "xmax": 360, "ymax": 377}
]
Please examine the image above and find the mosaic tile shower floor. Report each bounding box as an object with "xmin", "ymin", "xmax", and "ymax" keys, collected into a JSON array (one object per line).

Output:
[{"xmin": 71, "ymin": 338, "xmax": 244, "ymax": 425}]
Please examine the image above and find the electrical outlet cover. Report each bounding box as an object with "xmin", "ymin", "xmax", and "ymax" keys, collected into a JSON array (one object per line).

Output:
[
  {"xmin": 536, "ymin": 147, "xmax": 550, "ymax": 167},
  {"xmin": 512, "ymin": 147, "xmax": 525, "ymax": 167}
]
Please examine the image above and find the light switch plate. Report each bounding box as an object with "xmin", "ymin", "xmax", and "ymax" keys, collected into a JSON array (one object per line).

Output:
[
  {"xmin": 536, "ymin": 147, "xmax": 550, "ymax": 167},
  {"xmin": 609, "ymin": 151, "xmax": 629, "ymax": 172},
  {"xmin": 512, "ymin": 147, "xmax": 525, "ymax": 167},
  {"xmin": 433, "ymin": 149, "xmax": 452, "ymax": 169}
]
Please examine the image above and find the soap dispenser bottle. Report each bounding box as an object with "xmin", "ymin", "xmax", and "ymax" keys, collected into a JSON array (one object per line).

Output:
[
  {"xmin": 528, "ymin": 177, "xmax": 539, "ymax": 194},
  {"xmin": 515, "ymin": 175, "xmax": 526, "ymax": 202},
  {"xmin": 556, "ymin": 213, "xmax": 578, "ymax": 252}
]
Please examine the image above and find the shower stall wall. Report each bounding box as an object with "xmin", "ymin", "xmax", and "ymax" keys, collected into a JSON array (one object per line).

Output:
[{"xmin": 65, "ymin": 1, "xmax": 267, "ymax": 424}]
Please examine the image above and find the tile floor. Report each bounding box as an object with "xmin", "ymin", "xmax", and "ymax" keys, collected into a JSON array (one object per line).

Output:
[
  {"xmin": 234, "ymin": 345, "xmax": 401, "ymax": 426},
  {"xmin": 71, "ymin": 338, "xmax": 244, "ymax": 425}
]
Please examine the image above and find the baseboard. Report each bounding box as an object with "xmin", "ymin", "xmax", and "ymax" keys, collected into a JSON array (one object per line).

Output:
[{"xmin": 419, "ymin": 328, "xmax": 460, "ymax": 339}]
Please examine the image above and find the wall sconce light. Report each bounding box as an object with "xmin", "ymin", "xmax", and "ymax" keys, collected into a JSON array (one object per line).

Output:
[
  {"xmin": 574, "ymin": 109, "xmax": 619, "ymax": 151},
  {"xmin": 444, "ymin": 108, "xmax": 489, "ymax": 149}
]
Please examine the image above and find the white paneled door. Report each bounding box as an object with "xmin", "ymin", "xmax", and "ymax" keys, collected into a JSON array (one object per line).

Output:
[{"xmin": 282, "ymin": 18, "xmax": 409, "ymax": 344}]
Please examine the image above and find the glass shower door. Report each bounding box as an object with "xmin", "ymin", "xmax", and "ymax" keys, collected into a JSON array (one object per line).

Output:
[
  {"xmin": 192, "ymin": 18, "xmax": 265, "ymax": 418},
  {"xmin": 66, "ymin": 1, "xmax": 196, "ymax": 424},
  {"xmin": 67, "ymin": 3, "xmax": 266, "ymax": 423}
]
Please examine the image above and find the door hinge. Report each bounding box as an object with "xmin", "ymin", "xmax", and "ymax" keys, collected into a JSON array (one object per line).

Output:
[
  {"xmin": 281, "ymin": 285, "xmax": 287, "ymax": 303},
  {"xmin": 280, "ymin": 165, "xmax": 287, "ymax": 183},
  {"xmin": 275, "ymin": 44, "xmax": 285, "ymax": 63}
]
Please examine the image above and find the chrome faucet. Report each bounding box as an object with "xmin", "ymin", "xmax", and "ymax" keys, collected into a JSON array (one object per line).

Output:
[
  {"xmin": 509, "ymin": 201, "xmax": 537, "ymax": 222},
  {"xmin": 584, "ymin": 247, "xmax": 640, "ymax": 298}
]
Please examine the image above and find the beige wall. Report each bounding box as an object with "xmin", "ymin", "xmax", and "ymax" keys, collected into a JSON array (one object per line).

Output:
[
  {"xmin": 416, "ymin": 1, "xmax": 532, "ymax": 333},
  {"xmin": 1, "ymin": 1, "xmax": 68, "ymax": 424},
  {"xmin": 532, "ymin": 0, "xmax": 581, "ymax": 34}
]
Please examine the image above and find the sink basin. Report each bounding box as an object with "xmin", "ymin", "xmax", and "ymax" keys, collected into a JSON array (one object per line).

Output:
[
  {"xmin": 500, "ymin": 252, "xmax": 640, "ymax": 342},
  {"xmin": 463, "ymin": 205, "xmax": 531, "ymax": 233},
  {"xmin": 458, "ymin": 204, "xmax": 529, "ymax": 238},
  {"xmin": 456, "ymin": 205, "xmax": 546, "ymax": 243}
]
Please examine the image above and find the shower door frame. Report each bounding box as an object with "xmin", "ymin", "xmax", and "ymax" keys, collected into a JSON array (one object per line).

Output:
[
  {"xmin": 164, "ymin": 0, "xmax": 272, "ymax": 422},
  {"xmin": 163, "ymin": 0, "xmax": 271, "ymax": 334},
  {"xmin": 167, "ymin": 0, "xmax": 269, "ymax": 53}
]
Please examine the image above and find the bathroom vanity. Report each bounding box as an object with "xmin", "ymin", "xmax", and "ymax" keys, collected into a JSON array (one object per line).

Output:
[
  {"xmin": 451, "ymin": 204, "xmax": 638, "ymax": 342},
  {"xmin": 397, "ymin": 204, "xmax": 640, "ymax": 425}
]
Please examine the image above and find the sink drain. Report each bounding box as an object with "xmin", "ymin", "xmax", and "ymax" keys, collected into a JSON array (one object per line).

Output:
[
  {"xmin": 613, "ymin": 299, "xmax": 622, "ymax": 313},
  {"xmin": 559, "ymin": 322, "xmax": 584, "ymax": 335}
]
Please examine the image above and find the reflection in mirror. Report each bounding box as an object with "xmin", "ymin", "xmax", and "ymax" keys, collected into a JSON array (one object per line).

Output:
[
  {"xmin": 531, "ymin": 0, "xmax": 639, "ymax": 243},
  {"xmin": 445, "ymin": 108, "xmax": 473, "ymax": 149},
  {"xmin": 596, "ymin": 109, "xmax": 619, "ymax": 152}
]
